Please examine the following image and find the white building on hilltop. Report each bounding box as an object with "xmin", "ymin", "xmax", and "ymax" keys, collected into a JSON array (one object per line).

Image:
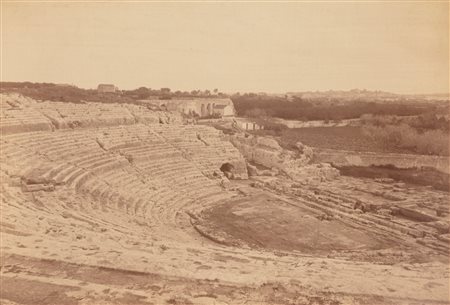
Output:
[{"xmin": 97, "ymin": 84, "xmax": 118, "ymax": 93}]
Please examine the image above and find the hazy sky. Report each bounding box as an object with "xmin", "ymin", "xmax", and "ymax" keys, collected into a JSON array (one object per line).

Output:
[{"xmin": 2, "ymin": 2, "xmax": 449, "ymax": 94}]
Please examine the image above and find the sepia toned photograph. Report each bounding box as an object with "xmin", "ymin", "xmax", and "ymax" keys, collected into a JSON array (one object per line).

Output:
[{"xmin": 1, "ymin": 1, "xmax": 449, "ymax": 304}]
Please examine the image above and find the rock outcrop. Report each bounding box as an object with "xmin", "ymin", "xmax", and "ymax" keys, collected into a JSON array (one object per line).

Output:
[{"xmin": 229, "ymin": 133, "xmax": 338, "ymax": 183}]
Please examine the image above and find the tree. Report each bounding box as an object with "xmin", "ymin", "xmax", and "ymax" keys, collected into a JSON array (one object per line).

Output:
[
  {"xmin": 245, "ymin": 108, "xmax": 268, "ymax": 118},
  {"xmin": 135, "ymin": 87, "xmax": 150, "ymax": 99}
]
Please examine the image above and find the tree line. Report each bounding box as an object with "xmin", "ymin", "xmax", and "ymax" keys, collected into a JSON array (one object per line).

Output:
[
  {"xmin": 0, "ymin": 82, "xmax": 227, "ymax": 103},
  {"xmin": 231, "ymin": 95, "xmax": 439, "ymax": 121}
]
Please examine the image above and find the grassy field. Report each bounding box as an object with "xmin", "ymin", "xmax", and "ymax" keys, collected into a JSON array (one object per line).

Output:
[{"xmin": 271, "ymin": 126, "xmax": 420, "ymax": 155}]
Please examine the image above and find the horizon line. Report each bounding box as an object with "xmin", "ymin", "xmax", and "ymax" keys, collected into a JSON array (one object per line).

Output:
[{"xmin": 1, "ymin": 80, "xmax": 449, "ymax": 97}]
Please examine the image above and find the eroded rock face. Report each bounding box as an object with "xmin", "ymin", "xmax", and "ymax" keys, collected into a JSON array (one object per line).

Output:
[
  {"xmin": 229, "ymin": 133, "xmax": 337, "ymax": 183},
  {"xmin": 230, "ymin": 134, "xmax": 310, "ymax": 171},
  {"xmin": 246, "ymin": 163, "xmax": 278, "ymax": 177}
]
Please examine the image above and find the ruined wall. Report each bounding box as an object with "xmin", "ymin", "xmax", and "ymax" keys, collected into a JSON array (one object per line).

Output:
[
  {"xmin": 313, "ymin": 148, "xmax": 450, "ymax": 174},
  {"xmin": 272, "ymin": 118, "xmax": 361, "ymax": 128}
]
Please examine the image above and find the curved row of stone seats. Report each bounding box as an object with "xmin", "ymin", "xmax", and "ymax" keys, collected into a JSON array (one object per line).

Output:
[
  {"xmin": 133, "ymin": 154, "xmax": 215, "ymax": 189},
  {"xmin": 1, "ymin": 123, "xmax": 240, "ymax": 236},
  {"xmin": 0, "ymin": 137, "xmax": 53, "ymax": 177},
  {"xmin": 1, "ymin": 94, "xmax": 183, "ymax": 135},
  {"xmin": 139, "ymin": 159, "xmax": 198, "ymax": 176},
  {"xmin": 123, "ymin": 104, "xmax": 182, "ymax": 125},
  {"xmin": 1, "ymin": 97, "xmax": 54, "ymax": 134},
  {"xmin": 85, "ymin": 156, "xmax": 225, "ymax": 225},
  {"xmin": 4, "ymin": 132, "xmax": 108, "ymax": 180},
  {"xmin": 93, "ymin": 124, "xmax": 164, "ymax": 150},
  {"xmin": 29, "ymin": 101, "xmax": 138, "ymax": 129},
  {"xmin": 84, "ymin": 126, "xmax": 230, "ymax": 221},
  {"xmin": 1, "ymin": 132, "xmax": 123, "ymax": 191},
  {"xmin": 4, "ymin": 133, "xmax": 155, "ymax": 216},
  {"xmin": 157, "ymin": 187, "xmax": 232, "ymax": 224},
  {"xmin": 150, "ymin": 125, "xmax": 248, "ymax": 179},
  {"xmin": 180, "ymin": 147, "xmax": 247, "ymax": 179},
  {"xmin": 88, "ymin": 124, "xmax": 247, "ymax": 180},
  {"xmin": 0, "ymin": 95, "xmax": 81, "ymax": 133},
  {"xmin": 187, "ymin": 189, "xmax": 234, "ymax": 213},
  {"xmin": 0, "ymin": 116, "xmax": 53, "ymax": 134},
  {"xmin": 119, "ymin": 144, "xmax": 181, "ymax": 162},
  {"xmin": 1, "ymin": 124, "xmax": 234, "ymax": 187},
  {"xmin": 13, "ymin": 133, "xmax": 207, "ymax": 204},
  {"xmin": 87, "ymin": 167, "xmax": 162, "ymax": 211},
  {"xmin": 33, "ymin": 101, "xmax": 182, "ymax": 128}
]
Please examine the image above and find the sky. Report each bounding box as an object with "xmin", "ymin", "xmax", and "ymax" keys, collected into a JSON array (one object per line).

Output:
[{"xmin": 2, "ymin": 1, "xmax": 449, "ymax": 94}]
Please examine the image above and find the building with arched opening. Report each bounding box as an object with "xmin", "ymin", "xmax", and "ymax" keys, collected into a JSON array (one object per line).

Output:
[{"xmin": 138, "ymin": 98, "xmax": 235, "ymax": 118}]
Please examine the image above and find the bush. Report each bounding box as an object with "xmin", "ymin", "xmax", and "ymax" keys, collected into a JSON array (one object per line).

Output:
[
  {"xmin": 361, "ymin": 113, "xmax": 450, "ymax": 132},
  {"xmin": 232, "ymin": 95, "xmax": 431, "ymax": 121},
  {"xmin": 245, "ymin": 108, "xmax": 268, "ymax": 118},
  {"xmin": 362, "ymin": 123, "xmax": 449, "ymax": 156},
  {"xmin": 415, "ymin": 129, "xmax": 449, "ymax": 155}
]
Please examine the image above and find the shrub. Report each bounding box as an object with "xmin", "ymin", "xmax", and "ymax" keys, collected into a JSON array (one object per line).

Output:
[
  {"xmin": 362, "ymin": 123, "xmax": 449, "ymax": 156},
  {"xmin": 415, "ymin": 129, "xmax": 449, "ymax": 155},
  {"xmin": 245, "ymin": 108, "xmax": 268, "ymax": 118},
  {"xmin": 232, "ymin": 95, "xmax": 430, "ymax": 121}
]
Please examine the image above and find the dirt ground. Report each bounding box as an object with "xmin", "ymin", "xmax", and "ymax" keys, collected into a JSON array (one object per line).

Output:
[
  {"xmin": 195, "ymin": 185, "xmax": 448, "ymax": 265},
  {"xmin": 1, "ymin": 178, "xmax": 449, "ymax": 305},
  {"xmin": 201, "ymin": 193, "xmax": 393, "ymax": 253},
  {"xmin": 272, "ymin": 127, "xmax": 418, "ymax": 155}
]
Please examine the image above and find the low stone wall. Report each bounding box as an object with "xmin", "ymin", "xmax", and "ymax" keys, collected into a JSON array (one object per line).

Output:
[
  {"xmin": 313, "ymin": 148, "xmax": 450, "ymax": 174},
  {"xmin": 272, "ymin": 118, "xmax": 360, "ymax": 128}
]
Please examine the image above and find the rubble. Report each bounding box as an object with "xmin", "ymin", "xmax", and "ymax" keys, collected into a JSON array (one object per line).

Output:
[{"xmin": 229, "ymin": 133, "xmax": 338, "ymax": 183}]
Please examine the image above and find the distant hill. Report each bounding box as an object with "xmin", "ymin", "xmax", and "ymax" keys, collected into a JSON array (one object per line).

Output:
[{"xmin": 286, "ymin": 89, "xmax": 449, "ymax": 103}]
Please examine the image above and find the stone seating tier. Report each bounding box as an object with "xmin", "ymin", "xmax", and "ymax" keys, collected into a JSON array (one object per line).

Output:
[
  {"xmin": 1, "ymin": 122, "xmax": 245, "ymax": 227},
  {"xmin": 0, "ymin": 94, "xmax": 183, "ymax": 135}
]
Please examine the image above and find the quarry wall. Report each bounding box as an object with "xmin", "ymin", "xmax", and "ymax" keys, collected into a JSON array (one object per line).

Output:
[{"xmin": 313, "ymin": 148, "xmax": 450, "ymax": 174}]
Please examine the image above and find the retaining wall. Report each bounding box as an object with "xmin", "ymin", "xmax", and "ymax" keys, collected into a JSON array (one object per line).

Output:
[{"xmin": 313, "ymin": 148, "xmax": 449, "ymax": 174}]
